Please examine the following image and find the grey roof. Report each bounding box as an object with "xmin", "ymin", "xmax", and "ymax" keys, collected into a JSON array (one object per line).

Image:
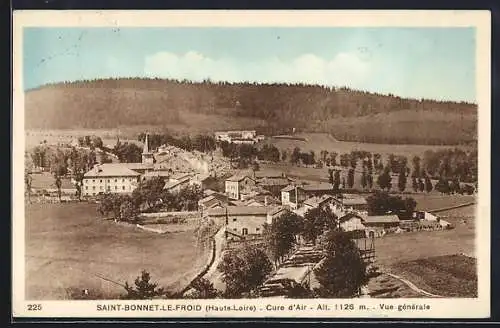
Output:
[
  {"xmin": 363, "ymin": 215, "xmax": 400, "ymax": 224},
  {"xmin": 84, "ymin": 164, "xmax": 141, "ymax": 178},
  {"xmin": 206, "ymin": 206, "xmax": 277, "ymax": 217},
  {"xmin": 301, "ymin": 183, "xmax": 333, "ymax": 192}
]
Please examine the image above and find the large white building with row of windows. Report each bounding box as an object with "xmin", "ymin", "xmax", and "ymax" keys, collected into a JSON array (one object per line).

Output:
[{"xmin": 82, "ymin": 134, "xmax": 164, "ymax": 197}]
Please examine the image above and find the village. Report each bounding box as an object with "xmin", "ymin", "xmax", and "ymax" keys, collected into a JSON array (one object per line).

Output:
[{"xmin": 24, "ymin": 128, "xmax": 475, "ymax": 300}]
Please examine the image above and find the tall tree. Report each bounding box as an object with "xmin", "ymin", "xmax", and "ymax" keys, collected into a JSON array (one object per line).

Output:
[
  {"xmin": 334, "ymin": 170, "xmax": 341, "ymax": 191},
  {"xmin": 218, "ymin": 246, "xmax": 273, "ymax": 298},
  {"xmin": 411, "ymin": 155, "xmax": 421, "ymax": 178},
  {"xmin": 25, "ymin": 172, "xmax": 33, "ymax": 203},
  {"xmin": 302, "ymin": 207, "xmax": 338, "ymax": 245},
  {"xmin": 412, "ymin": 176, "xmax": 419, "ymax": 192},
  {"xmin": 377, "ymin": 167, "xmax": 392, "ymax": 191},
  {"xmin": 347, "ymin": 168, "xmax": 355, "ymax": 189},
  {"xmin": 367, "ymin": 173, "xmax": 373, "ymax": 190},
  {"xmin": 418, "ymin": 178, "xmax": 425, "ymax": 192},
  {"xmin": 361, "ymin": 170, "xmax": 367, "ymax": 190},
  {"xmin": 122, "ymin": 270, "xmax": 166, "ymax": 300},
  {"xmin": 314, "ymin": 231, "xmax": 368, "ymax": 298},
  {"xmin": 263, "ymin": 212, "xmax": 303, "ymax": 267},
  {"xmin": 424, "ymin": 175, "xmax": 433, "ymax": 193},
  {"xmin": 398, "ymin": 166, "xmax": 407, "ymax": 192},
  {"xmin": 435, "ymin": 177, "xmax": 451, "ymax": 195}
]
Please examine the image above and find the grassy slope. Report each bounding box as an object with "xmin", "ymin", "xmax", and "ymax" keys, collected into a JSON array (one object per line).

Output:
[
  {"xmin": 25, "ymin": 202, "xmax": 207, "ymax": 300},
  {"xmin": 391, "ymin": 255, "xmax": 477, "ymax": 297}
]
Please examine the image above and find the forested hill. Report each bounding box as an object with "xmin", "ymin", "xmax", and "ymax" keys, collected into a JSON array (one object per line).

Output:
[{"xmin": 25, "ymin": 78, "xmax": 477, "ymax": 145}]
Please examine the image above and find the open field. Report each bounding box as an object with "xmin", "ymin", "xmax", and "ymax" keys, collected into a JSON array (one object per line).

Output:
[
  {"xmin": 30, "ymin": 172, "xmax": 74, "ymax": 190},
  {"xmin": 372, "ymin": 202, "xmax": 476, "ymax": 297},
  {"xmin": 374, "ymin": 217, "xmax": 475, "ymax": 268},
  {"xmin": 267, "ymin": 132, "xmax": 473, "ymax": 158},
  {"xmin": 25, "ymin": 202, "xmax": 208, "ymax": 300},
  {"xmin": 405, "ymin": 194, "xmax": 476, "ymax": 212},
  {"xmin": 392, "ymin": 255, "xmax": 477, "ymax": 297}
]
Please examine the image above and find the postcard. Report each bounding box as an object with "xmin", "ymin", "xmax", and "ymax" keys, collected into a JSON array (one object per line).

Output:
[{"xmin": 12, "ymin": 10, "xmax": 491, "ymax": 319}]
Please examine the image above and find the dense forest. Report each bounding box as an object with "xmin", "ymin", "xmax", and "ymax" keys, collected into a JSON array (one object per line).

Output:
[{"xmin": 25, "ymin": 78, "xmax": 477, "ymax": 145}]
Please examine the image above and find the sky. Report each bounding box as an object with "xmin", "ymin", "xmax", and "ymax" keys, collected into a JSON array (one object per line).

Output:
[{"xmin": 23, "ymin": 27, "xmax": 476, "ymax": 103}]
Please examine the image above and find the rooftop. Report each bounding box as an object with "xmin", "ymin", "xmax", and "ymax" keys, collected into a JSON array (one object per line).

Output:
[
  {"xmin": 258, "ymin": 177, "xmax": 292, "ymax": 186},
  {"xmin": 143, "ymin": 170, "xmax": 171, "ymax": 178},
  {"xmin": 304, "ymin": 195, "xmax": 333, "ymax": 207},
  {"xmin": 302, "ymin": 183, "xmax": 334, "ymax": 192},
  {"xmin": 226, "ymin": 174, "xmax": 252, "ymax": 182},
  {"xmin": 363, "ymin": 215, "xmax": 400, "ymax": 224},
  {"xmin": 206, "ymin": 206, "xmax": 279, "ymax": 217},
  {"xmin": 84, "ymin": 164, "xmax": 141, "ymax": 178}
]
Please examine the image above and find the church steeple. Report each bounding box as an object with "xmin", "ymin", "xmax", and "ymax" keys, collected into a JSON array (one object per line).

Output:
[
  {"xmin": 142, "ymin": 133, "xmax": 154, "ymax": 165},
  {"xmin": 143, "ymin": 133, "xmax": 150, "ymax": 154}
]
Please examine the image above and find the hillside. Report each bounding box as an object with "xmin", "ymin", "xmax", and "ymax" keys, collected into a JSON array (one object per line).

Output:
[{"xmin": 25, "ymin": 78, "xmax": 477, "ymax": 145}]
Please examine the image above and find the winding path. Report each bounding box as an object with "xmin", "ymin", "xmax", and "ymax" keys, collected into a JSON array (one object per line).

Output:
[{"xmin": 383, "ymin": 272, "xmax": 444, "ymax": 298}]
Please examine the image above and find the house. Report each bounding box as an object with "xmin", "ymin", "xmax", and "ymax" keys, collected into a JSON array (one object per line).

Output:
[
  {"xmin": 257, "ymin": 176, "xmax": 294, "ymax": 197},
  {"xmin": 281, "ymin": 185, "xmax": 308, "ymax": 209},
  {"xmin": 142, "ymin": 170, "xmax": 171, "ymax": 181},
  {"xmin": 295, "ymin": 195, "xmax": 334, "ymax": 216},
  {"xmin": 215, "ymin": 130, "xmax": 258, "ymax": 143},
  {"xmin": 333, "ymin": 194, "xmax": 369, "ymax": 213},
  {"xmin": 225, "ymin": 174, "xmax": 256, "ymax": 200},
  {"xmin": 198, "ymin": 192, "xmax": 231, "ymax": 212},
  {"xmin": 363, "ymin": 215, "xmax": 400, "ymax": 237},
  {"xmin": 163, "ymin": 174, "xmax": 192, "ymax": 193},
  {"xmin": 339, "ymin": 213, "xmax": 366, "ymax": 232},
  {"xmin": 205, "ymin": 206, "xmax": 289, "ymax": 238},
  {"xmin": 82, "ymin": 164, "xmax": 141, "ymax": 196}
]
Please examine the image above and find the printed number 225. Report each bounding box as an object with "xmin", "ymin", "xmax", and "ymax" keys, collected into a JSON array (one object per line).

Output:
[{"xmin": 27, "ymin": 304, "xmax": 42, "ymax": 311}]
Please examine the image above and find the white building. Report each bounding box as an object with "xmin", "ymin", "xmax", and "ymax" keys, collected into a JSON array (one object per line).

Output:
[
  {"xmin": 82, "ymin": 133, "xmax": 157, "ymax": 196},
  {"xmin": 83, "ymin": 165, "xmax": 141, "ymax": 196}
]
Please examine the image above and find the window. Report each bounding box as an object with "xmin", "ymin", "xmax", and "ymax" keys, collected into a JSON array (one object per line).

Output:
[
  {"xmin": 100, "ymin": 179, "xmax": 102, "ymax": 183},
  {"xmin": 122, "ymin": 186, "xmax": 125, "ymax": 190},
  {"xmin": 115, "ymin": 186, "xmax": 117, "ymax": 190},
  {"xmin": 122, "ymin": 179, "xmax": 125, "ymax": 182},
  {"xmin": 115, "ymin": 179, "xmax": 117, "ymax": 182},
  {"xmin": 233, "ymin": 218, "xmax": 237, "ymax": 222},
  {"xmin": 93, "ymin": 186, "xmax": 95, "ymax": 190},
  {"xmin": 107, "ymin": 179, "xmax": 110, "ymax": 183},
  {"xmin": 85, "ymin": 186, "xmax": 88, "ymax": 190},
  {"xmin": 100, "ymin": 186, "xmax": 103, "ymax": 190},
  {"xmin": 242, "ymin": 228, "xmax": 248, "ymax": 235},
  {"xmin": 256, "ymin": 227, "xmax": 260, "ymax": 232},
  {"xmin": 92, "ymin": 179, "xmax": 95, "ymax": 183},
  {"xmin": 107, "ymin": 186, "xmax": 111, "ymax": 190}
]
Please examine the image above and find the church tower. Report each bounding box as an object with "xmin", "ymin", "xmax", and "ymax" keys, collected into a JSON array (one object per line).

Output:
[{"xmin": 142, "ymin": 133, "xmax": 154, "ymax": 165}]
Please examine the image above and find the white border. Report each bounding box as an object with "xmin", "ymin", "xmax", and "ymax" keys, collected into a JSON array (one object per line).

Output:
[{"xmin": 12, "ymin": 10, "xmax": 491, "ymax": 319}]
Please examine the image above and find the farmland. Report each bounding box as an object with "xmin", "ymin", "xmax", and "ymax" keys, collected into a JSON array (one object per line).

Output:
[
  {"xmin": 266, "ymin": 132, "xmax": 468, "ymax": 158},
  {"xmin": 25, "ymin": 202, "xmax": 207, "ymax": 300},
  {"xmin": 371, "ymin": 202, "xmax": 477, "ymax": 297},
  {"xmin": 391, "ymin": 255, "xmax": 477, "ymax": 297}
]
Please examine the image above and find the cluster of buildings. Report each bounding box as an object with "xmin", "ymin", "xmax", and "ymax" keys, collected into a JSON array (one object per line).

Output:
[
  {"xmin": 81, "ymin": 134, "xmax": 449, "ymax": 240},
  {"xmin": 82, "ymin": 135, "xmax": 207, "ymax": 197},
  {"xmin": 214, "ymin": 130, "xmax": 265, "ymax": 145},
  {"xmin": 201, "ymin": 169, "xmax": 450, "ymax": 241}
]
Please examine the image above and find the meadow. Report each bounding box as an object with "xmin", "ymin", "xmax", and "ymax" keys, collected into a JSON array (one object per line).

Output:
[
  {"xmin": 25, "ymin": 202, "xmax": 208, "ymax": 300},
  {"xmin": 372, "ymin": 203, "xmax": 476, "ymax": 297}
]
